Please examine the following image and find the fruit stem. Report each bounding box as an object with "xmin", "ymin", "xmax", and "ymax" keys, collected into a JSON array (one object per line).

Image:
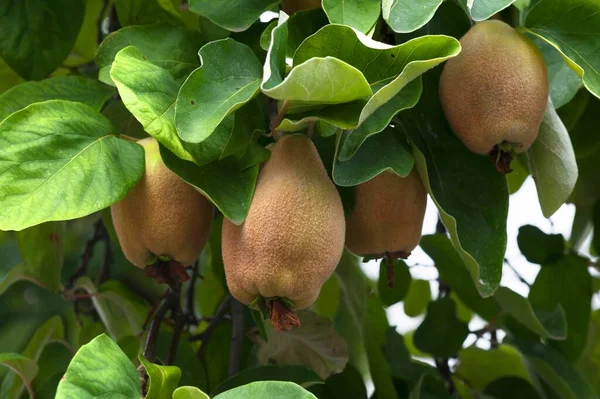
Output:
[
  {"xmin": 270, "ymin": 100, "xmax": 289, "ymax": 141},
  {"xmin": 269, "ymin": 299, "xmax": 301, "ymax": 332},
  {"xmin": 488, "ymin": 145, "xmax": 513, "ymax": 174},
  {"xmin": 385, "ymin": 252, "xmax": 396, "ymax": 288}
]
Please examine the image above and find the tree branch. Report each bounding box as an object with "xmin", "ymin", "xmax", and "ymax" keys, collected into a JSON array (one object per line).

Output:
[
  {"xmin": 228, "ymin": 299, "xmax": 245, "ymax": 377},
  {"xmin": 68, "ymin": 218, "xmax": 104, "ymax": 287},
  {"xmin": 504, "ymin": 258, "xmax": 531, "ymax": 287},
  {"xmin": 435, "ymin": 358, "xmax": 456, "ymax": 395},
  {"xmin": 195, "ymin": 295, "xmax": 232, "ymax": 361},
  {"xmin": 186, "ymin": 261, "xmax": 199, "ymax": 325}
]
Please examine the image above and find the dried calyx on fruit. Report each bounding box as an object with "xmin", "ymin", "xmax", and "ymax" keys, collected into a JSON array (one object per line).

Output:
[
  {"xmin": 345, "ymin": 169, "xmax": 427, "ymax": 286},
  {"xmin": 222, "ymin": 134, "xmax": 345, "ymax": 332},
  {"xmin": 111, "ymin": 137, "xmax": 214, "ymax": 283},
  {"xmin": 439, "ymin": 20, "xmax": 549, "ymax": 173}
]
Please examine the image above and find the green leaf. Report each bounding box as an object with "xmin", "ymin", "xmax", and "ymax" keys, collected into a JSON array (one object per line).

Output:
[
  {"xmin": 293, "ymin": 25, "xmax": 461, "ymax": 125},
  {"xmin": 533, "ymin": 37, "xmax": 582, "ymax": 108},
  {"xmin": 382, "ymin": 0, "xmax": 443, "ymax": 33},
  {"xmin": 110, "ymin": 45, "xmax": 195, "ymax": 163},
  {"xmin": 403, "ymin": 280, "xmax": 431, "ymax": 318},
  {"xmin": 528, "ymin": 255, "xmax": 593, "ymax": 361},
  {"xmin": 189, "ymin": 0, "xmax": 278, "ymax": 32},
  {"xmin": 0, "ymin": 264, "xmax": 45, "ymax": 299},
  {"xmin": 139, "ymin": 355, "xmax": 182, "ymax": 399},
  {"xmin": 576, "ymin": 310, "xmax": 600, "ymax": 393},
  {"xmin": 156, "ymin": 329, "xmax": 208, "ymax": 391},
  {"xmin": 1, "ymin": 316, "xmax": 66, "ymax": 399},
  {"xmin": 403, "ymin": 67, "xmax": 509, "ymax": 298},
  {"xmin": 213, "ymin": 381, "xmax": 318, "ymax": 399},
  {"xmin": 419, "ymin": 235, "xmax": 501, "ymax": 320},
  {"xmin": 173, "ymin": 386, "xmax": 210, "ymax": 399},
  {"xmin": 378, "ymin": 258, "xmax": 412, "ymax": 307},
  {"xmin": 56, "ymin": 334, "xmax": 140, "ymax": 399},
  {"xmin": 319, "ymin": 364, "xmax": 368, "ymax": 399},
  {"xmin": 211, "ymin": 365, "xmax": 322, "ymax": 396},
  {"xmin": 96, "ymin": 25, "xmax": 204, "ymax": 86},
  {"xmin": 0, "ymin": 58, "xmax": 24, "ymax": 94},
  {"xmin": 160, "ymin": 146, "xmax": 258, "ymax": 224},
  {"xmin": 517, "ymin": 225, "xmax": 565, "ymax": 265},
  {"xmin": 514, "ymin": 338, "xmax": 597, "ymax": 399},
  {"xmin": 176, "ymin": 39, "xmax": 262, "ymax": 144},
  {"xmin": 526, "ymin": 101, "xmax": 578, "ymax": 217},
  {"xmin": 363, "ymin": 296, "xmax": 398, "ymax": 399},
  {"xmin": 457, "ymin": 345, "xmax": 544, "ymax": 395},
  {"xmin": 338, "ymin": 78, "xmax": 422, "ymax": 161},
  {"xmin": 470, "ymin": 0, "xmax": 516, "ymax": 21},
  {"xmin": 313, "ymin": 274, "xmax": 341, "ymax": 320},
  {"xmin": 0, "ymin": 353, "xmax": 37, "ymax": 399},
  {"xmin": 322, "ymin": 0, "xmax": 380, "ymax": 33},
  {"xmin": 483, "ymin": 377, "xmax": 543, "ymax": 399},
  {"xmin": 494, "ymin": 286, "xmax": 567, "ymax": 340},
  {"xmin": 99, "ymin": 280, "xmax": 150, "ymax": 337},
  {"xmin": 64, "ymin": 0, "xmax": 104, "ymax": 67},
  {"xmin": 413, "ymin": 297, "xmax": 469, "ymax": 357},
  {"xmin": 0, "ymin": 0, "xmax": 84, "ymax": 80},
  {"xmin": 525, "ymin": 0, "xmax": 600, "ymax": 99},
  {"xmin": 115, "ymin": 0, "xmax": 182, "ymax": 26},
  {"xmin": 334, "ymin": 126, "xmax": 415, "ymax": 187},
  {"xmin": 0, "ymin": 76, "xmax": 114, "ymax": 121},
  {"xmin": 0, "ymin": 100, "xmax": 145, "ymax": 231},
  {"xmin": 72, "ymin": 277, "xmax": 142, "ymax": 341},
  {"xmin": 16, "ymin": 222, "xmax": 65, "ymax": 293},
  {"xmin": 257, "ymin": 311, "xmax": 348, "ymax": 380},
  {"xmin": 101, "ymin": 101, "xmax": 147, "ymax": 140}
]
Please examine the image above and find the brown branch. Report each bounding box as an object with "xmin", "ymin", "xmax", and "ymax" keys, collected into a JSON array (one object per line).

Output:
[
  {"xmin": 195, "ymin": 295, "xmax": 232, "ymax": 361},
  {"xmin": 68, "ymin": 218, "xmax": 104, "ymax": 287},
  {"xmin": 186, "ymin": 261, "xmax": 199, "ymax": 325},
  {"xmin": 435, "ymin": 358, "xmax": 456, "ymax": 395},
  {"xmin": 98, "ymin": 223, "xmax": 112, "ymax": 284},
  {"xmin": 504, "ymin": 258, "xmax": 531, "ymax": 287},
  {"xmin": 167, "ymin": 311, "xmax": 186, "ymax": 365},
  {"xmin": 228, "ymin": 299, "xmax": 245, "ymax": 376}
]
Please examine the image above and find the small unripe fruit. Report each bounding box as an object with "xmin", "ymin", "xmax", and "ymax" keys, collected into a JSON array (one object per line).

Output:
[
  {"xmin": 281, "ymin": 0, "xmax": 321, "ymax": 15},
  {"xmin": 222, "ymin": 134, "xmax": 345, "ymax": 330},
  {"xmin": 111, "ymin": 137, "xmax": 213, "ymax": 269},
  {"xmin": 439, "ymin": 20, "xmax": 548, "ymax": 172},
  {"xmin": 345, "ymin": 170, "xmax": 427, "ymax": 258}
]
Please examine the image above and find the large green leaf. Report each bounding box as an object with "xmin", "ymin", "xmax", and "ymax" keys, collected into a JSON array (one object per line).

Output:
[
  {"xmin": 0, "ymin": 76, "xmax": 114, "ymax": 121},
  {"xmin": 189, "ymin": 0, "xmax": 278, "ymax": 32},
  {"xmin": 526, "ymin": 101, "xmax": 578, "ymax": 217},
  {"xmin": 402, "ymin": 68, "xmax": 509, "ymax": 297},
  {"xmin": 470, "ymin": 0, "xmax": 516, "ymax": 21},
  {"xmin": 139, "ymin": 356, "xmax": 182, "ymax": 399},
  {"xmin": 377, "ymin": 258, "xmax": 412, "ymax": 307},
  {"xmin": 528, "ymin": 255, "xmax": 593, "ymax": 361},
  {"xmin": 525, "ymin": 0, "xmax": 600, "ymax": 99},
  {"xmin": 96, "ymin": 25, "xmax": 205, "ymax": 86},
  {"xmin": 413, "ymin": 297, "xmax": 469, "ymax": 358},
  {"xmin": 211, "ymin": 366, "xmax": 322, "ymax": 396},
  {"xmin": 115, "ymin": 0, "xmax": 182, "ymax": 26},
  {"xmin": 173, "ymin": 386, "xmax": 210, "ymax": 399},
  {"xmin": 322, "ymin": 0, "xmax": 380, "ymax": 33},
  {"xmin": 333, "ymin": 126, "xmax": 415, "ymax": 187},
  {"xmin": 382, "ymin": 0, "xmax": 443, "ymax": 33},
  {"xmin": 419, "ymin": 235, "xmax": 501, "ymax": 320},
  {"xmin": 16, "ymin": 222, "xmax": 65, "ymax": 293},
  {"xmin": 494, "ymin": 287, "xmax": 567, "ymax": 340},
  {"xmin": 56, "ymin": 334, "xmax": 140, "ymax": 399},
  {"xmin": 403, "ymin": 279, "xmax": 431, "ymax": 318},
  {"xmin": 293, "ymin": 24, "xmax": 461, "ymax": 125},
  {"xmin": 533, "ymin": 38, "xmax": 582, "ymax": 108},
  {"xmin": 0, "ymin": 100, "xmax": 145, "ymax": 231},
  {"xmin": 576, "ymin": 310, "xmax": 600, "ymax": 393},
  {"xmin": 457, "ymin": 345, "xmax": 544, "ymax": 396},
  {"xmin": 214, "ymin": 381, "xmax": 317, "ymax": 399},
  {"xmin": 514, "ymin": 338, "xmax": 597, "ymax": 399},
  {"xmin": 338, "ymin": 79, "xmax": 422, "ymax": 161},
  {"xmin": 0, "ymin": 0, "xmax": 84, "ymax": 80},
  {"xmin": 176, "ymin": 39, "xmax": 262, "ymax": 144},
  {"xmin": 160, "ymin": 146, "xmax": 258, "ymax": 224}
]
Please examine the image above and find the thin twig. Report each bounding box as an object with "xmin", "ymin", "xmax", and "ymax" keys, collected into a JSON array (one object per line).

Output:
[
  {"xmin": 435, "ymin": 358, "xmax": 456, "ymax": 395},
  {"xmin": 167, "ymin": 311, "xmax": 186, "ymax": 365},
  {"xmin": 143, "ymin": 297, "xmax": 171, "ymax": 362},
  {"xmin": 195, "ymin": 295, "xmax": 233, "ymax": 361},
  {"xmin": 68, "ymin": 218, "xmax": 104, "ymax": 287},
  {"xmin": 228, "ymin": 299, "xmax": 245, "ymax": 377},
  {"xmin": 504, "ymin": 258, "xmax": 531, "ymax": 287},
  {"xmin": 97, "ymin": 0, "xmax": 110, "ymax": 44},
  {"xmin": 98, "ymin": 223, "xmax": 112, "ymax": 284},
  {"xmin": 186, "ymin": 261, "xmax": 199, "ymax": 325},
  {"xmin": 270, "ymin": 100, "xmax": 289, "ymax": 137}
]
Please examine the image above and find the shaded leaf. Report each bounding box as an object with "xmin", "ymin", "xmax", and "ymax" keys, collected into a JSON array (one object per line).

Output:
[
  {"xmin": 483, "ymin": 377, "xmax": 543, "ymax": 399},
  {"xmin": 189, "ymin": 0, "xmax": 278, "ymax": 32},
  {"xmin": 403, "ymin": 280, "xmax": 431, "ymax": 318},
  {"xmin": 382, "ymin": 0, "xmax": 443, "ymax": 33},
  {"xmin": 323, "ymin": 0, "xmax": 380, "ymax": 33},
  {"xmin": 0, "ymin": 76, "xmax": 113, "ymax": 121},
  {"xmin": 0, "ymin": 0, "xmax": 84, "ymax": 80},
  {"xmin": 517, "ymin": 225, "xmax": 565, "ymax": 265},
  {"xmin": 470, "ymin": 0, "xmax": 516, "ymax": 21},
  {"xmin": 414, "ymin": 297, "xmax": 469, "ymax": 357},
  {"xmin": 115, "ymin": 0, "xmax": 182, "ymax": 26},
  {"xmin": 0, "ymin": 353, "xmax": 37, "ymax": 399}
]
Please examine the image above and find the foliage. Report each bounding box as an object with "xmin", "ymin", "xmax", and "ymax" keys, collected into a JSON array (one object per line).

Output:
[{"xmin": 0, "ymin": 0, "xmax": 598, "ymax": 398}]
